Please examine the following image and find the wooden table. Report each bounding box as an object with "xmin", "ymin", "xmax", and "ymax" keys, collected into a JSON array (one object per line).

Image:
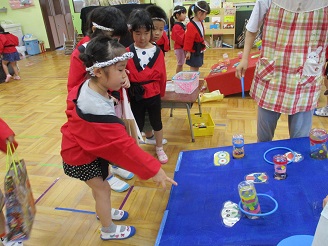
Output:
[{"xmin": 161, "ymin": 80, "xmax": 204, "ymax": 142}]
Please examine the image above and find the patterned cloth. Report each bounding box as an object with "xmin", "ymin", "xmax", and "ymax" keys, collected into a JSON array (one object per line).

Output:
[{"xmin": 250, "ymin": 2, "xmax": 328, "ymax": 115}]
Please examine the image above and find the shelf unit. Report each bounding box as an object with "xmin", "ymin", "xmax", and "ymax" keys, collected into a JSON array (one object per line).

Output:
[{"xmin": 204, "ymin": 7, "xmax": 236, "ymax": 48}]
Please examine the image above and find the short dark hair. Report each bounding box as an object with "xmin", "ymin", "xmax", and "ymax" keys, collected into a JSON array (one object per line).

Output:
[
  {"xmin": 146, "ymin": 5, "xmax": 168, "ymax": 25},
  {"xmin": 128, "ymin": 9, "xmax": 153, "ymax": 32},
  {"xmin": 87, "ymin": 6, "xmax": 128, "ymax": 38}
]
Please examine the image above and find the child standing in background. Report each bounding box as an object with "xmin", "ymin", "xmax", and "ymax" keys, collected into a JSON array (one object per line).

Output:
[
  {"xmin": 61, "ymin": 36, "xmax": 177, "ymax": 241},
  {"xmin": 142, "ymin": 5, "xmax": 169, "ymax": 146},
  {"xmin": 184, "ymin": 1, "xmax": 210, "ymax": 71},
  {"xmin": 0, "ymin": 26, "xmax": 20, "ymax": 83},
  {"xmin": 170, "ymin": 5, "xmax": 187, "ymax": 73},
  {"xmin": 126, "ymin": 9, "xmax": 168, "ymax": 164},
  {"xmin": 146, "ymin": 5, "xmax": 170, "ymax": 54},
  {"xmin": 0, "ymin": 119, "xmax": 22, "ymax": 246}
]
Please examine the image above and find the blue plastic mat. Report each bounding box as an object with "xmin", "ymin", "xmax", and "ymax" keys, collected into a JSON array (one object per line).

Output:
[{"xmin": 156, "ymin": 137, "xmax": 328, "ymax": 246}]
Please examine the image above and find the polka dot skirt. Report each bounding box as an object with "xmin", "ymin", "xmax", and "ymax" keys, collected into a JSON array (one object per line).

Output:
[{"xmin": 63, "ymin": 159, "xmax": 105, "ymax": 181}]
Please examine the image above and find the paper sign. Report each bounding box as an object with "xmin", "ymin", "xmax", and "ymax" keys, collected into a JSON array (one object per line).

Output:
[
  {"xmin": 211, "ymin": 16, "xmax": 221, "ymax": 23},
  {"xmin": 224, "ymin": 16, "xmax": 235, "ymax": 23},
  {"xmin": 223, "ymin": 2, "xmax": 233, "ymax": 8},
  {"xmin": 224, "ymin": 8, "xmax": 236, "ymax": 16}
]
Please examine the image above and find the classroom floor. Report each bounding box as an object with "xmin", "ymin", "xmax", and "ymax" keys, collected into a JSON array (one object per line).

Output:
[{"xmin": 0, "ymin": 48, "xmax": 327, "ymax": 246}]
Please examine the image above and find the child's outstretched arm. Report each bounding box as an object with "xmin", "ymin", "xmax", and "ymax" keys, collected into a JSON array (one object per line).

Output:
[{"xmin": 152, "ymin": 168, "xmax": 178, "ymax": 190}]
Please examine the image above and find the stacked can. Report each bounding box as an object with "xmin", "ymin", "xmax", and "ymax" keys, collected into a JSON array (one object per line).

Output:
[
  {"xmin": 309, "ymin": 128, "xmax": 328, "ymax": 160},
  {"xmin": 232, "ymin": 134, "xmax": 245, "ymax": 159},
  {"xmin": 273, "ymin": 154, "xmax": 288, "ymax": 180},
  {"xmin": 238, "ymin": 181, "xmax": 261, "ymax": 219}
]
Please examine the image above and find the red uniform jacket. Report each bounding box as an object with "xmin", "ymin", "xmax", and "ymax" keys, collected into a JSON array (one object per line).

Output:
[
  {"xmin": 76, "ymin": 35, "xmax": 90, "ymax": 49},
  {"xmin": 171, "ymin": 22, "xmax": 186, "ymax": 50},
  {"xmin": 67, "ymin": 41, "xmax": 89, "ymax": 93},
  {"xmin": 60, "ymin": 83, "xmax": 161, "ymax": 180},
  {"xmin": 183, "ymin": 20, "xmax": 205, "ymax": 54},
  {"xmin": 156, "ymin": 32, "xmax": 170, "ymax": 53},
  {"xmin": 0, "ymin": 118, "xmax": 18, "ymax": 153},
  {"xmin": 0, "ymin": 33, "xmax": 19, "ymax": 54},
  {"xmin": 126, "ymin": 44, "xmax": 167, "ymax": 99}
]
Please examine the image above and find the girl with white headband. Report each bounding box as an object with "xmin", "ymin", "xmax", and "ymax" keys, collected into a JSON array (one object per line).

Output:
[
  {"xmin": 67, "ymin": 6, "xmax": 135, "ymax": 194},
  {"xmin": 61, "ymin": 35, "xmax": 177, "ymax": 241},
  {"xmin": 170, "ymin": 5, "xmax": 187, "ymax": 73},
  {"xmin": 184, "ymin": 0, "xmax": 211, "ymax": 71}
]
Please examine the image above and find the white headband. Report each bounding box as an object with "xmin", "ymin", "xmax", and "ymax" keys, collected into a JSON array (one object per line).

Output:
[
  {"xmin": 195, "ymin": 1, "xmax": 208, "ymax": 13},
  {"xmin": 86, "ymin": 52, "xmax": 134, "ymax": 76},
  {"xmin": 92, "ymin": 22, "xmax": 114, "ymax": 32},
  {"xmin": 173, "ymin": 9, "xmax": 183, "ymax": 14},
  {"xmin": 152, "ymin": 17, "xmax": 166, "ymax": 25}
]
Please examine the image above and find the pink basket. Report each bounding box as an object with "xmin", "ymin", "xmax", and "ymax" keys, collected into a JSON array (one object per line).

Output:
[{"xmin": 173, "ymin": 71, "xmax": 200, "ymax": 94}]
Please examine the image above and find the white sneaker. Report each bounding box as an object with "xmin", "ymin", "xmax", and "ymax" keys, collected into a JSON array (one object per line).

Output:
[
  {"xmin": 106, "ymin": 175, "xmax": 130, "ymax": 192},
  {"xmin": 1, "ymin": 238, "xmax": 23, "ymax": 246},
  {"xmin": 145, "ymin": 136, "xmax": 168, "ymax": 145},
  {"xmin": 110, "ymin": 166, "xmax": 134, "ymax": 180}
]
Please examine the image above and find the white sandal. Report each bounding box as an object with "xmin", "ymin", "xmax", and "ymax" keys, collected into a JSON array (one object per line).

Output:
[
  {"xmin": 314, "ymin": 106, "xmax": 328, "ymax": 117},
  {"xmin": 100, "ymin": 225, "xmax": 136, "ymax": 240},
  {"xmin": 156, "ymin": 147, "xmax": 168, "ymax": 164}
]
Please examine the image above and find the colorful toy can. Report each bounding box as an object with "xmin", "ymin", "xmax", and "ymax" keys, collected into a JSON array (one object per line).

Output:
[
  {"xmin": 238, "ymin": 51, "xmax": 243, "ymax": 59},
  {"xmin": 232, "ymin": 134, "xmax": 245, "ymax": 159},
  {"xmin": 309, "ymin": 128, "xmax": 328, "ymax": 160},
  {"xmin": 273, "ymin": 154, "xmax": 288, "ymax": 180},
  {"xmin": 238, "ymin": 181, "xmax": 261, "ymax": 219}
]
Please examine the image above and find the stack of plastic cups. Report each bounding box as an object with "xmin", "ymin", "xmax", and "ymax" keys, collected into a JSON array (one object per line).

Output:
[
  {"xmin": 309, "ymin": 128, "xmax": 328, "ymax": 160},
  {"xmin": 238, "ymin": 181, "xmax": 261, "ymax": 219}
]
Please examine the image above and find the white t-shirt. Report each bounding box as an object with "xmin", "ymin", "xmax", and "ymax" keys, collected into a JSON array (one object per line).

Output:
[
  {"xmin": 246, "ymin": 0, "xmax": 328, "ymax": 33},
  {"xmin": 194, "ymin": 20, "xmax": 204, "ymax": 37},
  {"xmin": 77, "ymin": 79, "xmax": 116, "ymax": 116}
]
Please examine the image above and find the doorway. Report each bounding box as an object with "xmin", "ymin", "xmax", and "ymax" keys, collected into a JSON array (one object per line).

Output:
[{"xmin": 39, "ymin": 0, "xmax": 75, "ymax": 50}]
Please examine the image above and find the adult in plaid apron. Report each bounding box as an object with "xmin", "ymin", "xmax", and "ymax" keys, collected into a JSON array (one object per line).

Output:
[{"xmin": 237, "ymin": 0, "xmax": 328, "ymax": 141}]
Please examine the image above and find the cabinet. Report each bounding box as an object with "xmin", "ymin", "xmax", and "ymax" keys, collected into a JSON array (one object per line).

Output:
[{"xmin": 204, "ymin": 7, "xmax": 236, "ymax": 48}]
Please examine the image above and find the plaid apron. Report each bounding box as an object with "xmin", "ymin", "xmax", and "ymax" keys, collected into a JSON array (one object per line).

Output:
[{"xmin": 250, "ymin": 2, "xmax": 328, "ymax": 115}]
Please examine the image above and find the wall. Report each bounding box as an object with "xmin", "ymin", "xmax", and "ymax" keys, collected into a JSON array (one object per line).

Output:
[
  {"xmin": 69, "ymin": 1, "xmax": 174, "ymax": 35},
  {"xmin": 0, "ymin": 0, "xmax": 49, "ymax": 48},
  {"xmin": 69, "ymin": 1, "xmax": 82, "ymax": 34}
]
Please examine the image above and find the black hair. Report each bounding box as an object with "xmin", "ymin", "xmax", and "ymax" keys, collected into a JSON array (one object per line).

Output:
[
  {"xmin": 86, "ymin": 6, "xmax": 128, "ymax": 38},
  {"xmin": 80, "ymin": 35, "xmax": 126, "ymax": 74},
  {"xmin": 146, "ymin": 5, "xmax": 168, "ymax": 25},
  {"xmin": 170, "ymin": 5, "xmax": 186, "ymax": 30},
  {"xmin": 0, "ymin": 25, "xmax": 4, "ymax": 33},
  {"xmin": 188, "ymin": 1, "xmax": 211, "ymax": 20},
  {"xmin": 128, "ymin": 9, "xmax": 153, "ymax": 32}
]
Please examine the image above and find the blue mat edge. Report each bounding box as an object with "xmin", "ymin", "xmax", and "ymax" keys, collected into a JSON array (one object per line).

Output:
[
  {"xmin": 155, "ymin": 210, "xmax": 169, "ymax": 246},
  {"xmin": 175, "ymin": 151, "xmax": 184, "ymax": 172}
]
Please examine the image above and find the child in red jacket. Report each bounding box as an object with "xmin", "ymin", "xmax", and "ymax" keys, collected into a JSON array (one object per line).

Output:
[
  {"xmin": 170, "ymin": 5, "xmax": 187, "ymax": 73},
  {"xmin": 126, "ymin": 9, "xmax": 168, "ymax": 164},
  {"xmin": 184, "ymin": 1, "xmax": 210, "ymax": 71},
  {"xmin": 0, "ymin": 118, "xmax": 22, "ymax": 246},
  {"xmin": 0, "ymin": 25, "xmax": 20, "ymax": 82}
]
